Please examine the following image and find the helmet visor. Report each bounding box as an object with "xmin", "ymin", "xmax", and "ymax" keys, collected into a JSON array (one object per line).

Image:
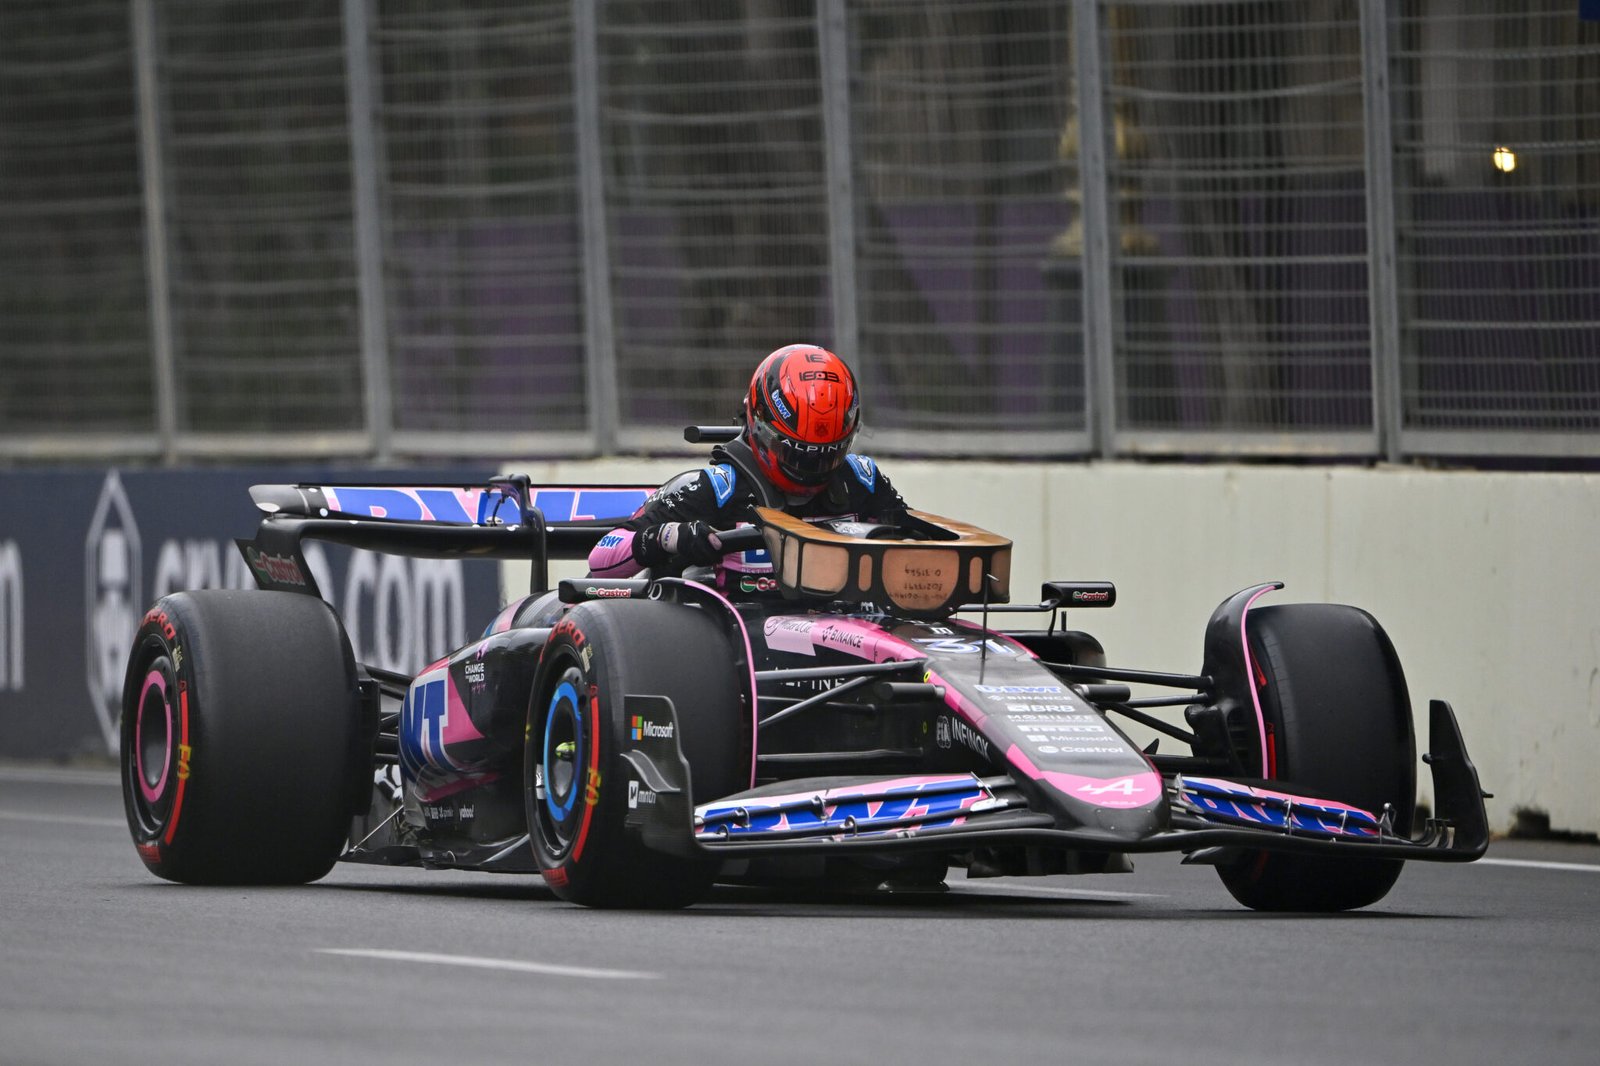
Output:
[{"xmin": 750, "ymin": 418, "xmax": 855, "ymax": 486}]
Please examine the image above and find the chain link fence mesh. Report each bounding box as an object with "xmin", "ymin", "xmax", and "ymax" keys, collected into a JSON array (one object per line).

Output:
[
  {"xmin": 600, "ymin": 0, "xmax": 832, "ymax": 436},
  {"xmin": 157, "ymin": 0, "xmax": 365, "ymax": 435},
  {"xmin": 1, "ymin": 1, "xmax": 1597, "ymax": 461},
  {"xmin": 851, "ymin": 0, "xmax": 1082, "ymax": 442},
  {"xmin": 378, "ymin": 0, "xmax": 588, "ymax": 438},
  {"xmin": 0, "ymin": 1, "xmax": 152, "ymax": 438},
  {"xmin": 1392, "ymin": 0, "xmax": 1600, "ymax": 441},
  {"xmin": 1108, "ymin": 0, "xmax": 1374, "ymax": 440}
]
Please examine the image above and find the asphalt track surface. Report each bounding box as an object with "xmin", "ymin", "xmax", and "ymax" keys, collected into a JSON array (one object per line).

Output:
[{"xmin": 3, "ymin": 763, "xmax": 1597, "ymax": 1066}]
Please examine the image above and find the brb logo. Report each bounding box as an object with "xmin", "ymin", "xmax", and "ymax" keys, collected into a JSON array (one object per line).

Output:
[{"xmin": 86, "ymin": 472, "xmax": 142, "ymax": 751}]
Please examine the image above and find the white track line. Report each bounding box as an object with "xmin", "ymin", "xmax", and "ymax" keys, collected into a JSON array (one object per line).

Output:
[
  {"xmin": 0, "ymin": 767, "xmax": 118, "ymax": 785},
  {"xmin": 319, "ymin": 948, "xmax": 659, "ymax": 980},
  {"xmin": 1475, "ymin": 857, "xmax": 1600, "ymax": 874},
  {"xmin": 12, "ymin": 767, "xmax": 1600, "ymax": 877},
  {"xmin": 0, "ymin": 809, "xmax": 124, "ymax": 828}
]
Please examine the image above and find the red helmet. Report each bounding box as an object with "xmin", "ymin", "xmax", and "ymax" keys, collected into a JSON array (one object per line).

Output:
[{"xmin": 743, "ymin": 344, "xmax": 860, "ymax": 497}]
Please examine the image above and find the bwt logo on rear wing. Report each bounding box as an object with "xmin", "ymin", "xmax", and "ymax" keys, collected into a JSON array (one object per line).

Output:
[
  {"xmin": 253, "ymin": 482, "xmax": 653, "ymax": 527},
  {"xmin": 241, "ymin": 481, "xmax": 657, "ymax": 599},
  {"xmin": 317, "ymin": 485, "xmax": 652, "ymax": 526}
]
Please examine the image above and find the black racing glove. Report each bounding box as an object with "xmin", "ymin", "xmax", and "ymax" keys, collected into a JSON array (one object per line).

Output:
[{"xmin": 633, "ymin": 520, "xmax": 725, "ymax": 567}]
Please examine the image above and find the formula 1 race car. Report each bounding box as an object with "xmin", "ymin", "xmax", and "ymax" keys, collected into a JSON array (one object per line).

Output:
[{"xmin": 120, "ymin": 431, "xmax": 1489, "ymax": 911}]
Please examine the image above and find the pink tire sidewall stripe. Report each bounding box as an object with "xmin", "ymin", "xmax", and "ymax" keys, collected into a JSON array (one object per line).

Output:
[
  {"xmin": 1240, "ymin": 585, "xmax": 1277, "ymax": 779},
  {"xmin": 135, "ymin": 669, "xmax": 171, "ymax": 804}
]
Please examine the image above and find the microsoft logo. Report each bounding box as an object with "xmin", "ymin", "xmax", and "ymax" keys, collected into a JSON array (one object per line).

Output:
[{"xmin": 629, "ymin": 715, "xmax": 674, "ymax": 741}]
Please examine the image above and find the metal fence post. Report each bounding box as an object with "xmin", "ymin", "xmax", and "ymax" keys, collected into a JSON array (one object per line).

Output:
[
  {"xmin": 1360, "ymin": 0, "xmax": 1403, "ymax": 463},
  {"xmin": 343, "ymin": 0, "xmax": 392, "ymax": 462},
  {"xmin": 817, "ymin": 0, "xmax": 859, "ymax": 370},
  {"xmin": 1072, "ymin": 0, "xmax": 1116, "ymax": 458},
  {"xmin": 131, "ymin": 0, "xmax": 176, "ymax": 464},
  {"xmin": 574, "ymin": 0, "xmax": 618, "ymax": 456}
]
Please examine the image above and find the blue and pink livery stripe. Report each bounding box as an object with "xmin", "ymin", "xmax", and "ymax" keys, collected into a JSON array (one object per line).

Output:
[
  {"xmin": 696, "ymin": 774, "xmax": 997, "ymax": 840},
  {"xmin": 1177, "ymin": 775, "xmax": 1382, "ymax": 838},
  {"xmin": 320, "ymin": 485, "xmax": 649, "ymax": 525}
]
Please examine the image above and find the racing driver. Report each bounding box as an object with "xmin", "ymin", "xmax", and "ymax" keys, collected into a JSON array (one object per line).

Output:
[{"xmin": 587, "ymin": 344, "xmax": 908, "ymax": 580}]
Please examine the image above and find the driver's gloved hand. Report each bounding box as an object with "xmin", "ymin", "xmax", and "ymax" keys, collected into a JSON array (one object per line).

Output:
[{"xmin": 635, "ymin": 521, "xmax": 725, "ymax": 566}]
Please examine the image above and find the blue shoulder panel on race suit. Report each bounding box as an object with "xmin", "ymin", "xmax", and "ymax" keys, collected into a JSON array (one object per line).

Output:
[
  {"xmin": 845, "ymin": 454, "xmax": 876, "ymax": 492},
  {"xmin": 705, "ymin": 463, "xmax": 738, "ymax": 507}
]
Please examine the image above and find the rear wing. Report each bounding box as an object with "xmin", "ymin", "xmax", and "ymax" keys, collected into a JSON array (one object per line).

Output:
[{"xmin": 238, "ymin": 475, "xmax": 653, "ymax": 598}]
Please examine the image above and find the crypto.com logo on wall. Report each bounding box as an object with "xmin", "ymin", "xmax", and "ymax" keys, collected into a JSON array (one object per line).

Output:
[{"xmin": 81, "ymin": 470, "xmax": 479, "ymax": 755}]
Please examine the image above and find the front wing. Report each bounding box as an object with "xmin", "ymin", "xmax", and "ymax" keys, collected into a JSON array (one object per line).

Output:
[{"xmin": 671, "ymin": 699, "xmax": 1488, "ymax": 865}]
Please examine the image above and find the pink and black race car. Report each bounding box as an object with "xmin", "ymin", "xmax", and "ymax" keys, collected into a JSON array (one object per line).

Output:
[{"xmin": 121, "ymin": 430, "xmax": 1488, "ymax": 911}]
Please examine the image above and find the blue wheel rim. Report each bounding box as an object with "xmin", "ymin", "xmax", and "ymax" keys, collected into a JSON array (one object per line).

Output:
[{"xmin": 542, "ymin": 680, "xmax": 583, "ymax": 824}]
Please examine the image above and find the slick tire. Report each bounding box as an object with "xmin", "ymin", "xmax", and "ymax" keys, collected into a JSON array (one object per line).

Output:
[
  {"xmin": 1217, "ymin": 603, "xmax": 1416, "ymax": 912},
  {"xmin": 121, "ymin": 590, "xmax": 363, "ymax": 885},
  {"xmin": 526, "ymin": 599, "xmax": 744, "ymax": 909}
]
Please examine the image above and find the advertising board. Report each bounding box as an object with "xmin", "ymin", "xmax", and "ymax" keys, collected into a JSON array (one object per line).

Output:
[{"xmin": 0, "ymin": 467, "xmax": 507, "ymax": 759}]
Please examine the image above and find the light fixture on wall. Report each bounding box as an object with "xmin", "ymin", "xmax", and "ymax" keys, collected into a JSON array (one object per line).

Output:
[{"xmin": 1492, "ymin": 145, "xmax": 1517, "ymax": 174}]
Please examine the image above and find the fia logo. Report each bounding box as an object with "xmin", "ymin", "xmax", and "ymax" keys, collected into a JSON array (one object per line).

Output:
[
  {"xmin": 935, "ymin": 717, "xmax": 952, "ymax": 749},
  {"xmin": 86, "ymin": 472, "xmax": 141, "ymax": 753}
]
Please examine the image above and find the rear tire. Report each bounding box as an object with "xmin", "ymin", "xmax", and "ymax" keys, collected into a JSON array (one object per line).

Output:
[
  {"xmin": 1216, "ymin": 603, "xmax": 1416, "ymax": 912},
  {"xmin": 526, "ymin": 600, "xmax": 744, "ymax": 908},
  {"xmin": 120, "ymin": 590, "xmax": 363, "ymax": 884}
]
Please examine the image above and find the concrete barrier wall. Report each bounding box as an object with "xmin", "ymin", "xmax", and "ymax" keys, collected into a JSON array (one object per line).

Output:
[{"xmin": 508, "ymin": 456, "xmax": 1600, "ymax": 836}]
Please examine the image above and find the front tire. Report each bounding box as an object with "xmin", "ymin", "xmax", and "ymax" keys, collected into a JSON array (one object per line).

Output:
[
  {"xmin": 1217, "ymin": 603, "xmax": 1416, "ymax": 912},
  {"xmin": 526, "ymin": 599, "xmax": 745, "ymax": 908},
  {"xmin": 120, "ymin": 590, "xmax": 363, "ymax": 884}
]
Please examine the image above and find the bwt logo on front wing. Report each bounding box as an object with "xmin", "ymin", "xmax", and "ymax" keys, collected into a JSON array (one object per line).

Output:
[{"xmin": 629, "ymin": 716, "xmax": 674, "ymax": 741}]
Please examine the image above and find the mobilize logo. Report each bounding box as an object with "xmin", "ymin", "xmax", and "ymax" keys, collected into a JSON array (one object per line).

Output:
[
  {"xmin": 628, "ymin": 780, "xmax": 657, "ymax": 809},
  {"xmin": 629, "ymin": 715, "xmax": 674, "ymax": 741}
]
